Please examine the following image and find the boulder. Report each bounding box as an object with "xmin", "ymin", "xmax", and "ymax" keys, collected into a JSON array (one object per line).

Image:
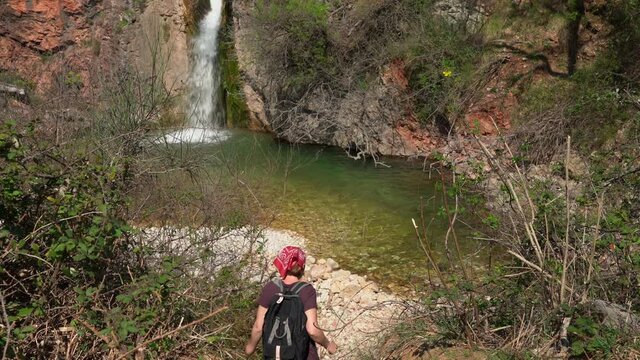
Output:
[
  {"xmin": 340, "ymin": 283, "xmax": 361, "ymax": 300},
  {"xmin": 326, "ymin": 258, "xmax": 340, "ymax": 270},
  {"xmin": 589, "ymin": 300, "xmax": 640, "ymax": 332},
  {"xmin": 309, "ymin": 264, "xmax": 328, "ymax": 280},
  {"xmin": 331, "ymin": 269, "xmax": 351, "ymax": 280},
  {"xmin": 330, "ymin": 280, "xmax": 343, "ymax": 294},
  {"xmin": 358, "ymin": 292, "xmax": 378, "ymax": 308}
]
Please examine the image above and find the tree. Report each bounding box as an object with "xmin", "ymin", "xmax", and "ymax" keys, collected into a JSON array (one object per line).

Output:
[{"xmin": 566, "ymin": 0, "xmax": 585, "ymax": 75}]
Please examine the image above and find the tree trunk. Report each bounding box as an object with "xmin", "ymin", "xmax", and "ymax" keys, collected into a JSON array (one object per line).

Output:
[{"xmin": 567, "ymin": 0, "xmax": 585, "ymax": 75}]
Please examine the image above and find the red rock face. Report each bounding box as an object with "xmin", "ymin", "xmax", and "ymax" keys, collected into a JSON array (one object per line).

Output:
[
  {"xmin": 381, "ymin": 59, "xmax": 409, "ymax": 91},
  {"xmin": 0, "ymin": 0, "xmax": 107, "ymax": 95},
  {"xmin": 463, "ymin": 57, "xmax": 527, "ymax": 136},
  {"xmin": 2, "ymin": 0, "xmax": 85, "ymax": 53},
  {"xmin": 382, "ymin": 60, "xmax": 443, "ymax": 155}
]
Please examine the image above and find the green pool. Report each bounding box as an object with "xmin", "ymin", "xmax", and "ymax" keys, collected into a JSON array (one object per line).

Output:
[{"xmin": 170, "ymin": 129, "xmax": 487, "ymax": 286}]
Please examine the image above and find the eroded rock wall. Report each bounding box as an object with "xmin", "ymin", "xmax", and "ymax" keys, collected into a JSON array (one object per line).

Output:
[
  {"xmin": 0, "ymin": 0, "xmax": 117, "ymax": 94},
  {"xmin": 231, "ymin": 0, "xmax": 443, "ymax": 158},
  {"xmin": 0, "ymin": 0, "xmax": 189, "ymax": 108}
]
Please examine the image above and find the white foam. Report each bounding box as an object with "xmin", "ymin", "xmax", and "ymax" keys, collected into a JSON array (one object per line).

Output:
[{"xmin": 154, "ymin": 127, "xmax": 229, "ymax": 144}]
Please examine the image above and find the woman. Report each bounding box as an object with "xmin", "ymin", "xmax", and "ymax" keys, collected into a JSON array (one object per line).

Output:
[{"xmin": 245, "ymin": 246, "xmax": 337, "ymax": 359}]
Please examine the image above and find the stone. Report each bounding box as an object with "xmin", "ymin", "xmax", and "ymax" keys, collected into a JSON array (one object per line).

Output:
[
  {"xmin": 366, "ymin": 282, "xmax": 380, "ymax": 293},
  {"xmin": 331, "ymin": 269, "xmax": 351, "ymax": 280},
  {"xmin": 317, "ymin": 258, "xmax": 327, "ymax": 265},
  {"xmin": 340, "ymin": 283, "xmax": 361, "ymax": 300},
  {"xmin": 309, "ymin": 264, "xmax": 327, "ymax": 280},
  {"xmin": 590, "ymin": 300, "xmax": 640, "ymax": 332},
  {"xmin": 243, "ymin": 84, "xmax": 270, "ymax": 130},
  {"xmin": 307, "ymin": 255, "xmax": 316, "ymax": 265},
  {"xmin": 330, "ymin": 281, "xmax": 342, "ymax": 294},
  {"xmin": 550, "ymin": 152, "xmax": 588, "ymax": 180},
  {"xmin": 317, "ymin": 289, "xmax": 329, "ymax": 305},
  {"xmin": 326, "ymin": 258, "xmax": 340, "ymax": 270},
  {"xmin": 358, "ymin": 292, "xmax": 378, "ymax": 307},
  {"xmin": 319, "ymin": 279, "xmax": 332, "ymax": 292}
]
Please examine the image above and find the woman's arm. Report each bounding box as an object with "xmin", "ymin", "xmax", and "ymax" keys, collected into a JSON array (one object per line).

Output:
[
  {"xmin": 304, "ymin": 308, "xmax": 337, "ymax": 354},
  {"xmin": 245, "ymin": 305, "xmax": 268, "ymax": 355}
]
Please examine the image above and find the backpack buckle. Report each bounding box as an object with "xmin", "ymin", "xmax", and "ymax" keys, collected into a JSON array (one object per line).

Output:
[{"xmin": 276, "ymin": 294, "xmax": 284, "ymax": 304}]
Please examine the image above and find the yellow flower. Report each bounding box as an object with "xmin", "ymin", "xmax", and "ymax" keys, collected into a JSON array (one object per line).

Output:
[{"xmin": 442, "ymin": 70, "xmax": 453, "ymax": 77}]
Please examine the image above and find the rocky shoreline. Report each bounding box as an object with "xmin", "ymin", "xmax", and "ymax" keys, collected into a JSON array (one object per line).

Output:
[
  {"xmin": 238, "ymin": 228, "xmax": 407, "ymax": 358},
  {"xmin": 140, "ymin": 226, "xmax": 406, "ymax": 358},
  {"xmin": 303, "ymin": 256, "xmax": 404, "ymax": 359}
]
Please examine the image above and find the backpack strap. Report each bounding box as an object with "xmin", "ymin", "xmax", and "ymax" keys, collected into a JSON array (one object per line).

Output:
[
  {"xmin": 290, "ymin": 281, "xmax": 310, "ymax": 295},
  {"xmin": 272, "ymin": 277, "xmax": 284, "ymax": 292}
]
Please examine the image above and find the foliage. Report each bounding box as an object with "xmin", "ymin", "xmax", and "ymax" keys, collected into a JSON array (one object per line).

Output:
[
  {"xmin": 64, "ymin": 70, "xmax": 84, "ymax": 90},
  {"xmin": 0, "ymin": 48, "xmax": 265, "ymax": 358},
  {"xmin": 0, "ymin": 71, "xmax": 36, "ymax": 91},
  {"xmin": 513, "ymin": 50, "xmax": 633, "ymax": 162},
  {"xmin": 252, "ymin": 0, "xmax": 331, "ymax": 98},
  {"xmin": 400, "ymin": 13, "xmax": 481, "ymax": 128},
  {"xmin": 221, "ymin": 20, "xmax": 250, "ymax": 128},
  {"xmin": 567, "ymin": 315, "xmax": 618, "ymax": 357},
  {"xmin": 247, "ymin": 0, "xmax": 485, "ymax": 137},
  {"xmin": 0, "ymin": 120, "xmax": 134, "ymax": 357},
  {"xmin": 605, "ymin": 0, "xmax": 640, "ymax": 83},
  {"xmin": 394, "ymin": 130, "xmax": 639, "ymax": 356}
]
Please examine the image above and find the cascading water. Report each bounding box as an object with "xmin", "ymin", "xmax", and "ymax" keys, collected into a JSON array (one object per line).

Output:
[
  {"xmin": 189, "ymin": 0, "xmax": 224, "ymax": 128},
  {"xmin": 158, "ymin": 0, "xmax": 228, "ymax": 144}
]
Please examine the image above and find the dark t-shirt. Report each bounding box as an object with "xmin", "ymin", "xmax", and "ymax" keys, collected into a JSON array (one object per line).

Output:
[{"xmin": 258, "ymin": 280, "xmax": 320, "ymax": 360}]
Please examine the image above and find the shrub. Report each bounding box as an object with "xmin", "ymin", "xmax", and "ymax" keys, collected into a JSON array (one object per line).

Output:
[{"xmin": 251, "ymin": 0, "xmax": 331, "ymax": 98}]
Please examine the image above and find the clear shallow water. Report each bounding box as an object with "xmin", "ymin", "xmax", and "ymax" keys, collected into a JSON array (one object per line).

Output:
[{"xmin": 180, "ymin": 130, "xmax": 486, "ymax": 286}]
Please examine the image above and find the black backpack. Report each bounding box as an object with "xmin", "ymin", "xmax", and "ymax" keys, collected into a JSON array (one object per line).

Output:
[{"xmin": 262, "ymin": 278, "xmax": 310, "ymax": 360}]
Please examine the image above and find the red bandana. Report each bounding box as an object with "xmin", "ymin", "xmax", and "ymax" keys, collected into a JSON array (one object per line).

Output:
[{"xmin": 273, "ymin": 246, "xmax": 306, "ymax": 279}]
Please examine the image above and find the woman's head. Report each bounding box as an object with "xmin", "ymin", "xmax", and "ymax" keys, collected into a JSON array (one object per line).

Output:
[{"xmin": 273, "ymin": 246, "xmax": 306, "ymax": 279}]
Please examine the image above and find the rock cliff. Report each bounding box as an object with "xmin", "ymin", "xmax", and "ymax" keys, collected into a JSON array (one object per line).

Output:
[
  {"xmin": 231, "ymin": 0, "xmax": 446, "ymax": 158},
  {"xmin": 0, "ymin": 0, "xmax": 189, "ymax": 108}
]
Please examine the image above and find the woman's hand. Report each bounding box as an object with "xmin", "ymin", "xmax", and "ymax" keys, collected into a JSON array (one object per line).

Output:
[
  {"xmin": 326, "ymin": 340, "xmax": 337, "ymax": 354},
  {"xmin": 245, "ymin": 342, "xmax": 256, "ymax": 356}
]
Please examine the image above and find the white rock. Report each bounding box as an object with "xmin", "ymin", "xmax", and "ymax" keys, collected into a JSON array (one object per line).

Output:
[
  {"xmin": 317, "ymin": 290, "xmax": 329, "ymax": 304},
  {"xmin": 341, "ymin": 283, "xmax": 361, "ymax": 300},
  {"xmin": 330, "ymin": 280, "xmax": 346, "ymax": 294},
  {"xmin": 317, "ymin": 258, "xmax": 327, "ymax": 265},
  {"xmin": 319, "ymin": 279, "xmax": 332, "ymax": 291},
  {"xmin": 326, "ymin": 258, "xmax": 340, "ymax": 270},
  {"xmin": 331, "ymin": 269, "xmax": 351, "ymax": 280},
  {"xmin": 309, "ymin": 264, "xmax": 328, "ymax": 280},
  {"xmin": 367, "ymin": 282, "xmax": 380, "ymax": 293},
  {"xmin": 307, "ymin": 255, "xmax": 316, "ymax": 264},
  {"xmin": 360, "ymin": 291, "xmax": 378, "ymax": 303}
]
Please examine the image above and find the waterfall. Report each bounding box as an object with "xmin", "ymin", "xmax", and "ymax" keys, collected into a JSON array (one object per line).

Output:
[
  {"xmin": 158, "ymin": 0, "xmax": 228, "ymax": 144},
  {"xmin": 189, "ymin": 0, "xmax": 224, "ymax": 128}
]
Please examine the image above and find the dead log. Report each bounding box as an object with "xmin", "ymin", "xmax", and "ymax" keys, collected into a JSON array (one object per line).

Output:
[{"xmin": 0, "ymin": 82, "xmax": 29, "ymax": 104}]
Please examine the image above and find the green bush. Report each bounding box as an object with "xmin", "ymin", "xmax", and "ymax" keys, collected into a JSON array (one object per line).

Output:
[
  {"xmin": 221, "ymin": 21, "xmax": 249, "ymax": 127},
  {"xmin": 0, "ymin": 120, "xmax": 134, "ymax": 357},
  {"xmin": 252, "ymin": 0, "xmax": 331, "ymax": 97},
  {"xmin": 401, "ymin": 17, "xmax": 481, "ymax": 127}
]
